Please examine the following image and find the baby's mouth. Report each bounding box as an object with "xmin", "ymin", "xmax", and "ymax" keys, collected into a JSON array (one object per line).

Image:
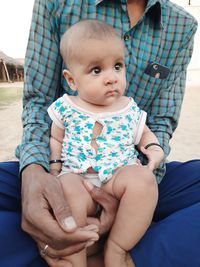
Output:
[{"xmin": 105, "ymin": 89, "xmax": 118, "ymax": 96}]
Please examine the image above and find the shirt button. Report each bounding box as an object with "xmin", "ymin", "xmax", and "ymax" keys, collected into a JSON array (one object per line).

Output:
[{"xmin": 124, "ymin": 34, "xmax": 130, "ymax": 41}]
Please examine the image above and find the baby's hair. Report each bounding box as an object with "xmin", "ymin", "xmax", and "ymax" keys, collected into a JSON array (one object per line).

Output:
[{"xmin": 60, "ymin": 19, "xmax": 123, "ymax": 69}]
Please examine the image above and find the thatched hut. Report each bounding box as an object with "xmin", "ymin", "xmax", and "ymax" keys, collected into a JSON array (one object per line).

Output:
[{"xmin": 0, "ymin": 51, "xmax": 24, "ymax": 82}]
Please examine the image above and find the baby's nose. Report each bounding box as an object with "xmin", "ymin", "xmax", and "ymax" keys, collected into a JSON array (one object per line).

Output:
[{"xmin": 104, "ymin": 71, "xmax": 118, "ymax": 84}]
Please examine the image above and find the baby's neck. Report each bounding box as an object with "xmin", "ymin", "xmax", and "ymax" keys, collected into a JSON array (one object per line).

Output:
[{"xmin": 70, "ymin": 95, "xmax": 129, "ymax": 113}]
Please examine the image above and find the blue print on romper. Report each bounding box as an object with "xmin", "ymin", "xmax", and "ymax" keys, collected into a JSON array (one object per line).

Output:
[
  {"xmin": 74, "ymin": 126, "xmax": 81, "ymax": 134},
  {"xmin": 93, "ymin": 166, "xmax": 101, "ymax": 171},
  {"xmin": 107, "ymin": 126, "xmax": 113, "ymax": 134},
  {"xmin": 86, "ymin": 123, "xmax": 93, "ymax": 129},
  {"xmin": 120, "ymin": 125, "xmax": 127, "ymax": 130},
  {"xmin": 59, "ymin": 106, "xmax": 65, "ymax": 113},
  {"xmin": 126, "ymin": 114, "xmax": 132, "ymax": 122},
  {"xmin": 74, "ymin": 137, "xmax": 81, "ymax": 142},
  {"xmin": 55, "ymin": 101, "xmax": 61, "ymax": 107},
  {"xmin": 79, "ymin": 114, "xmax": 86, "ymax": 119},
  {"xmin": 110, "ymin": 152, "xmax": 118, "ymax": 157},
  {"xmin": 67, "ymin": 147, "xmax": 73, "ymax": 153},
  {"xmin": 97, "ymin": 136, "xmax": 105, "ymax": 141},
  {"xmin": 78, "ymin": 153, "xmax": 86, "ymax": 161},
  {"xmin": 95, "ymin": 154, "xmax": 102, "ymax": 161},
  {"xmin": 103, "ymin": 169, "xmax": 108, "ymax": 175},
  {"xmin": 112, "ymin": 116, "xmax": 120, "ymax": 121},
  {"xmin": 71, "ymin": 108, "xmax": 78, "ymax": 114},
  {"xmin": 124, "ymin": 160, "xmax": 128, "ymax": 165},
  {"xmin": 131, "ymin": 105, "xmax": 136, "ymax": 111},
  {"xmin": 84, "ymin": 136, "xmax": 90, "ymax": 142},
  {"xmin": 112, "ymin": 136, "xmax": 121, "ymax": 141}
]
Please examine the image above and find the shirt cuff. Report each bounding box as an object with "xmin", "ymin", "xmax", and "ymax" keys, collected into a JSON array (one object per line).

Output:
[
  {"xmin": 15, "ymin": 142, "xmax": 50, "ymax": 174},
  {"xmin": 154, "ymin": 131, "xmax": 171, "ymax": 157}
]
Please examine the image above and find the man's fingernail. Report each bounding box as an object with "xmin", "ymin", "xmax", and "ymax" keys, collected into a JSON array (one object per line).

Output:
[
  {"xmin": 84, "ymin": 181, "xmax": 94, "ymax": 191},
  {"xmin": 91, "ymin": 235, "xmax": 99, "ymax": 241},
  {"xmin": 63, "ymin": 216, "xmax": 77, "ymax": 230},
  {"xmin": 85, "ymin": 241, "xmax": 95, "ymax": 248}
]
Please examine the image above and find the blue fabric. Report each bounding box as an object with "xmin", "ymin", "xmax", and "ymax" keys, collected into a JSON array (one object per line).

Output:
[
  {"xmin": 131, "ymin": 203, "xmax": 200, "ymax": 267},
  {"xmin": 0, "ymin": 160, "xmax": 200, "ymax": 266},
  {"xmin": 0, "ymin": 162, "xmax": 48, "ymax": 267}
]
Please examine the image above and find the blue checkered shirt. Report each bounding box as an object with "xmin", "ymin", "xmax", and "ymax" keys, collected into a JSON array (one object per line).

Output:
[{"xmin": 16, "ymin": 0, "xmax": 198, "ymax": 183}]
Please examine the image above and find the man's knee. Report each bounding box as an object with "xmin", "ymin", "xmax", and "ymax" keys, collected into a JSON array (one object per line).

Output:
[{"xmin": 0, "ymin": 161, "xmax": 21, "ymax": 211}]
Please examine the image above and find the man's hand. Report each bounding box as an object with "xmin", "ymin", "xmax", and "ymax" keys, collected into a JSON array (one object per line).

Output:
[
  {"xmin": 83, "ymin": 181, "xmax": 119, "ymax": 235},
  {"xmin": 21, "ymin": 164, "xmax": 99, "ymax": 253}
]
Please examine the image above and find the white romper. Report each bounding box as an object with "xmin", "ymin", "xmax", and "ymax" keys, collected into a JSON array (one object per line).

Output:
[{"xmin": 48, "ymin": 94, "xmax": 147, "ymax": 184}]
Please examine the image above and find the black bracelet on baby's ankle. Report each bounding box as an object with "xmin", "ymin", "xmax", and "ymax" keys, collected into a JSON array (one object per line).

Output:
[
  {"xmin": 144, "ymin": 143, "xmax": 164, "ymax": 151},
  {"xmin": 49, "ymin": 159, "xmax": 64, "ymax": 165}
]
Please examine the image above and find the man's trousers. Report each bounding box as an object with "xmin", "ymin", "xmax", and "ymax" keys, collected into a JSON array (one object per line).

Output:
[{"xmin": 0, "ymin": 160, "xmax": 200, "ymax": 267}]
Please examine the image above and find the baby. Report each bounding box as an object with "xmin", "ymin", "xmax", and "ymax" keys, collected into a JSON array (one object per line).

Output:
[{"xmin": 48, "ymin": 19, "xmax": 164, "ymax": 267}]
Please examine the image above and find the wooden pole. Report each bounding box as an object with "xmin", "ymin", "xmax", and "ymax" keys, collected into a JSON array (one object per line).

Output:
[{"xmin": 2, "ymin": 60, "xmax": 12, "ymax": 82}]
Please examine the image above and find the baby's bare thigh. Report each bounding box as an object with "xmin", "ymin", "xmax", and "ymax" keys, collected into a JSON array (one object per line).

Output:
[
  {"xmin": 59, "ymin": 173, "xmax": 97, "ymax": 215},
  {"xmin": 102, "ymin": 165, "xmax": 155, "ymax": 198}
]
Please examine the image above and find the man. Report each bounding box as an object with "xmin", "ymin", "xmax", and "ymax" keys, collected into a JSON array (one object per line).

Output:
[{"xmin": 0, "ymin": 0, "xmax": 199, "ymax": 266}]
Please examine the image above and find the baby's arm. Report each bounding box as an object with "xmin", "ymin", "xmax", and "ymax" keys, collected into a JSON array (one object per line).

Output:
[
  {"xmin": 137, "ymin": 125, "xmax": 164, "ymax": 170},
  {"xmin": 49, "ymin": 122, "xmax": 65, "ymax": 176}
]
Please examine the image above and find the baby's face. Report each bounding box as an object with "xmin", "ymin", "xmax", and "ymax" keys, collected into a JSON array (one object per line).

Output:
[{"xmin": 70, "ymin": 37, "xmax": 126, "ymax": 106}]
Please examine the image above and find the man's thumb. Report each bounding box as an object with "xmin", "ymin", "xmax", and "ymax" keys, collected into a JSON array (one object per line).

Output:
[{"xmin": 62, "ymin": 216, "xmax": 77, "ymax": 232}]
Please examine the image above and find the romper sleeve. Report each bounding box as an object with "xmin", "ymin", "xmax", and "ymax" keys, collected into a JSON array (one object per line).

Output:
[
  {"xmin": 47, "ymin": 97, "xmax": 66, "ymax": 129},
  {"xmin": 132, "ymin": 99, "xmax": 147, "ymax": 145}
]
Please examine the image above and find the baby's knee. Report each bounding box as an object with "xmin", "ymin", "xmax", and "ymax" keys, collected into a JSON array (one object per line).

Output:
[
  {"xmin": 114, "ymin": 165, "xmax": 158, "ymax": 199},
  {"xmin": 133, "ymin": 166, "xmax": 157, "ymax": 194}
]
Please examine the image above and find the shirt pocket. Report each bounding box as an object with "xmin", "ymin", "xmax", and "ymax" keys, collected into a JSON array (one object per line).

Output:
[{"xmin": 135, "ymin": 71, "xmax": 164, "ymax": 107}]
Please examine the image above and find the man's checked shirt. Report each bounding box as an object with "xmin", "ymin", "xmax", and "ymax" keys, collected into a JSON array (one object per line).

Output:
[{"xmin": 16, "ymin": 0, "xmax": 197, "ymax": 183}]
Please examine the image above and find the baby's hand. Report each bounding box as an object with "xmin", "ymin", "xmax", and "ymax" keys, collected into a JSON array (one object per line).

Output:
[
  {"xmin": 136, "ymin": 158, "xmax": 142, "ymax": 165},
  {"xmin": 140, "ymin": 146, "xmax": 164, "ymax": 171}
]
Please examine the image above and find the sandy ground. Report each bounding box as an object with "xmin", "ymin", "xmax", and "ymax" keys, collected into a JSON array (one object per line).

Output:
[
  {"xmin": 0, "ymin": 72, "xmax": 199, "ymax": 162},
  {"xmin": 0, "ymin": 101, "xmax": 22, "ymax": 161},
  {"xmin": 168, "ymin": 74, "xmax": 200, "ymax": 161},
  {"xmin": 0, "ymin": 82, "xmax": 23, "ymax": 161}
]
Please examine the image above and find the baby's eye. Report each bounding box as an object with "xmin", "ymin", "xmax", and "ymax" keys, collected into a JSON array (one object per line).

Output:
[
  {"xmin": 91, "ymin": 67, "xmax": 101, "ymax": 75},
  {"xmin": 114, "ymin": 63, "xmax": 123, "ymax": 71}
]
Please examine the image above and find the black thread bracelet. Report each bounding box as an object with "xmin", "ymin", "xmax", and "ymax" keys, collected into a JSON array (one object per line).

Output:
[
  {"xmin": 144, "ymin": 143, "xmax": 164, "ymax": 151},
  {"xmin": 49, "ymin": 159, "xmax": 64, "ymax": 165}
]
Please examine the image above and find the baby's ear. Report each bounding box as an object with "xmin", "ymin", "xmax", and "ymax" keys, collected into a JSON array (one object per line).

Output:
[{"xmin": 63, "ymin": 69, "xmax": 77, "ymax": 91}]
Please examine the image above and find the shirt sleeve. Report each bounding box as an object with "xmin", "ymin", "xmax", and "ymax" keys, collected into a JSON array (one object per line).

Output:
[
  {"xmin": 15, "ymin": 0, "xmax": 62, "ymax": 173},
  {"xmin": 145, "ymin": 19, "xmax": 198, "ymax": 183},
  {"xmin": 147, "ymin": 19, "xmax": 197, "ymax": 157}
]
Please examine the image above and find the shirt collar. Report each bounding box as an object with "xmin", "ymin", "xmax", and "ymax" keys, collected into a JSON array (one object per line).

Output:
[
  {"xmin": 145, "ymin": 0, "xmax": 164, "ymax": 29},
  {"xmin": 95, "ymin": 0, "xmax": 165, "ymax": 29},
  {"xmin": 95, "ymin": 0, "xmax": 104, "ymax": 5}
]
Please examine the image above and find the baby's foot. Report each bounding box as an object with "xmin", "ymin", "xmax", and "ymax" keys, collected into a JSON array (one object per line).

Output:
[{"xmin": 104, "ymin": 239, "xmax": 135, "ymax": 267}]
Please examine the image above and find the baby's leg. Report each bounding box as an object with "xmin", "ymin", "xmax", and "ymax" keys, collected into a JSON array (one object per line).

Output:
[
  {"xmin": 102, "ymin": 165, "xmax": 158, "ymax": 267},
  {"xmin": 59, "ymin": 173, "xmax": 99, "ymax": 267}
]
